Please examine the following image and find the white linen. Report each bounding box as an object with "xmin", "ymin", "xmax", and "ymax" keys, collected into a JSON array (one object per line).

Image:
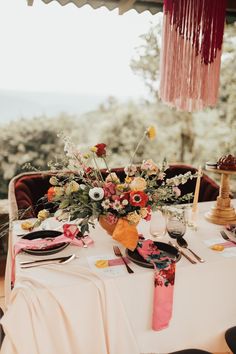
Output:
[{"xmin": 1, "ymin": 201, "xmax": 236, "ymax": 353}]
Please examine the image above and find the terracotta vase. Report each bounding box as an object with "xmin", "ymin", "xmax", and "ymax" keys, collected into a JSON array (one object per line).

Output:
[{"xmin": 99, "ymin": 216, "xmax": 117, "ymax": 236}]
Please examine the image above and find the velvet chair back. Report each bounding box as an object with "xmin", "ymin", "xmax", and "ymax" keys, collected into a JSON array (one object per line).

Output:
[{"xmin": 9, "ymin": 165, "xmax": 219, "ymax": 220}]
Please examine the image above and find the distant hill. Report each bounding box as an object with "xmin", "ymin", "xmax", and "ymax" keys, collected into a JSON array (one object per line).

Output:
[{"xmin": 0, "ymin": 90, "xmax": 111, "ymax": 124}]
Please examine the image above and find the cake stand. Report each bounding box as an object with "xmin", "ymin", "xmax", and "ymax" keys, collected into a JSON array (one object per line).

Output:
[{"xmin": 205, "ymin": 167, "xmax": 236, "ymax": 225}]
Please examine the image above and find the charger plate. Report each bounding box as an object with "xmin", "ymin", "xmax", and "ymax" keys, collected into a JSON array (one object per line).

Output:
[
  {"xmin": 22, "ymin": 230, "xmax": 69, "ymax": 256},
  {"xmin": 126, "ymin": 241, "xmax": 181, "ymax": 269}
]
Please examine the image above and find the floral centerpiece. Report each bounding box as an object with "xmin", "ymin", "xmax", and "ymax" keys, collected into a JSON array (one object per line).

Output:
[{"xmin": 44, "ymin": 127, "xmax": 195, "ymax": 250}]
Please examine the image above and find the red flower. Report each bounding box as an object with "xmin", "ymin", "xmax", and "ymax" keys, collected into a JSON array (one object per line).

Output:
[
  {"xmin": 129, "ymin": 191, "xmax": 149, "ymax": 207},
  {"xmin": 144, "ymin": 206, "xmax": 152, "ymax": 221},
  {"xmin": 47, "ymin": 187, "xmax": 56, "ymax": 202},
  {"xmin": 95, "ymin": 143, "xmax": 107, "ymax": 157}
]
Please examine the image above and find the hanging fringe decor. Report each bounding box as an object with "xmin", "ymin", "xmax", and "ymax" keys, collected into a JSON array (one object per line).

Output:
[{"xmin": 159, "ymin": 0, "xmax": 227, "ymax": 112}]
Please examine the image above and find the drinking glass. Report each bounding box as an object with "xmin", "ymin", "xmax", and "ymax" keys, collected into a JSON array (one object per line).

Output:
[
  {"xmin": 149, "ymin": 210, "xmax": 166, "ymax": 239},
  {"xmin": 166, "ymin": 208, "xmax": 186, "ymax": 240}
]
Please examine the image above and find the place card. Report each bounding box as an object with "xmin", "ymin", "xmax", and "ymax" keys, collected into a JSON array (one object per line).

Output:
[
  {"xmin": 204, "ymin": 238, "xmax": 236, "ymax": 258},
  {"xmin": 87, "ymin": 254, "xmax": 128, "ymax": 277}
]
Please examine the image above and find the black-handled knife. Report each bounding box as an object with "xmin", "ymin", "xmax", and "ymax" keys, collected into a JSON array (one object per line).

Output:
[{"xmin": 20, "ymin": 254, "xmax": 72, "ymax": 265}]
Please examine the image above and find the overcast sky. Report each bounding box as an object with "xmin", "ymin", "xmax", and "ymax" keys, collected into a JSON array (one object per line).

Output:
[{"xmin": 0, "ymin": 0, "xmax": 160, "ymax": 98}]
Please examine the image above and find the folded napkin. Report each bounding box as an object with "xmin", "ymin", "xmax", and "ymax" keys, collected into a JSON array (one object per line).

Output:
[
  {"xmin": 12, "ymin": 224, "xmax": 94, "ymax": 285},
  {"xmin": 137, "ymin": 238, "xmax": 176, "ymax": 331}
]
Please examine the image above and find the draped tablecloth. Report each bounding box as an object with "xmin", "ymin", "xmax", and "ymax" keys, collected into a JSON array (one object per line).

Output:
[{"xmin": 1, "ymin": 201, "xmax": 236, "ymax": 354}]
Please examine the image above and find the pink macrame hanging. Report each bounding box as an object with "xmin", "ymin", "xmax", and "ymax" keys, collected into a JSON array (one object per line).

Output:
[{"xmin": 159, "ymin": 0, "xmax": 227, "ymax": 112}]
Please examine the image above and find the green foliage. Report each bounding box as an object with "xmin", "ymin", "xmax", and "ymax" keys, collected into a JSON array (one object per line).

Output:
[
  {"xmin": 0, "ymin": 23, "xmax": 236, "ymax": 198},
  {"xmin": 0, "ymin": 114, "xmax": 76, "ymax": 198}
]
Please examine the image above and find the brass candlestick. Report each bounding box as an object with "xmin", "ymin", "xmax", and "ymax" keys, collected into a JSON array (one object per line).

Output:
[{"xmin": 205, "ymin": 167, "xmax": 236, "ymax": 225}]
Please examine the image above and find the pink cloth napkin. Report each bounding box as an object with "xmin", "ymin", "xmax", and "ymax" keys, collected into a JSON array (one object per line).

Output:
[
  {"xmin": 137, "ymin": 238, "xmax": 176, "ymax": 331},
  {"xmin": 12, "ymin": 224, "xmax": 94, "ymax": 285}
]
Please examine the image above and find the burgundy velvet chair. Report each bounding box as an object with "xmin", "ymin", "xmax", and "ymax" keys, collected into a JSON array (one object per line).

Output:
[
  {"xmin": 0, "ymin": 307, "xmax": 5, "ymax": 348},
  {"xmin": 165, "ymin": 164, "xmax": 220, "ymax": 203},
  {"xmin": 8, "ymin": 165, "xmax": 220, "ymax": 221}
]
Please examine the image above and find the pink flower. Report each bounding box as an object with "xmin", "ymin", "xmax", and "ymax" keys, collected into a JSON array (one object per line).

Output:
[
  {"xmin": 103, "ymin": 182, "xmax": 116, "ymax": 198},
  {"xmin": 63, "ymin": 224, "xmax": 79, "ymax": 239},
  {"xmin": 173, "ymin": 186, "xmax": 181, "ymax": 197}
]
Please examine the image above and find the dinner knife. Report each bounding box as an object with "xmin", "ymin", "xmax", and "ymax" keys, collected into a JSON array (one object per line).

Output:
[
  {"xmin": 20, "ymin": 254, "xmax": 76, "ymax": 268},
  {"xmin": 168, "ymin": 241, "xmax": 197, "ymax": 264},
  {"xmin": 20, "ymin": 254, "xmax": 73, "ymax": 265}
]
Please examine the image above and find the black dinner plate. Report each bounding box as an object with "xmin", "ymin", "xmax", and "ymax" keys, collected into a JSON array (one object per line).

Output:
[
  {"xmin": 126, "ymin": 241, "xmax": 181, "ymax": 269},
  {"xmin": 22, "ymin": 230, "xmax": 69, "ymax": 256}
]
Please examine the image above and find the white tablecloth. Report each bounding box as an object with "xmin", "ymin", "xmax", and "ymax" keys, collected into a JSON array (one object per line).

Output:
[{"xmin": 1, "ymin": 201, "xmax": 236, "ymax": 354}]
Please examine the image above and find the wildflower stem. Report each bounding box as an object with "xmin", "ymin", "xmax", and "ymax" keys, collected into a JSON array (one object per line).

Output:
[
  {"xmin": 127, "ymin": 131, "xmax": 147, "ymax": 177},
  {"xmin": 102, "ymin": 157, "xmax": 115, "ymax": 183},
  {"xmin": 92, "ymin": 155, "xmax": 105, "ymax": 183}
]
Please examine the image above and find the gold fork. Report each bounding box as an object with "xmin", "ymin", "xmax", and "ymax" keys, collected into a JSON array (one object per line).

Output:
[{"xmin": 113, "ymin": 245, "xmax": 134, "ymax": 274}]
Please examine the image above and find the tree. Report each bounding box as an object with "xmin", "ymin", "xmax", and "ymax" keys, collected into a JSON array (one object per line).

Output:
[
  {"xmin": 0, "ymin": 114, "xmax": 76, "ymax": 198},
  {"xmin": 130, "ymin": 18, "xmax": 195, "ymax": 164},
  {"xmin": 130, "ymin": 19, "xmax": 162, "ymax": 100},
  {"xmin": 219, "ymin": 23, "xmax": 236, "ymax": 153},
  {"xmin": 130, "ymin": 20, "xmax": 236, "ymax": 165}
]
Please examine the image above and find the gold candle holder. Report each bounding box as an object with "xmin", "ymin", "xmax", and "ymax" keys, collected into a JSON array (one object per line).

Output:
[{"xmin": 205, "ymin": 167, "xmax": 236, "ymax": 225}]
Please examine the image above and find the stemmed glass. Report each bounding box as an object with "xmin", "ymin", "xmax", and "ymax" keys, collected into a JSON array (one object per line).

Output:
[
  {"xmin": 166, "ymin": 208, "xmax": 186, "ymax": 240},
  {"xmin": 149, "ymin": 210, "xmax": 167, "ymax": 239}
]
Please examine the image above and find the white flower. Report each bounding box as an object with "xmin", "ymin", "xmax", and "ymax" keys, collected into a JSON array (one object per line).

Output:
[
  {"xmin": 112, "ymin": 200, "xmax": 123, "ymax": 211},
  {"xmin": 124, "ymin": 165, "xmax": 137, "ymax": 176},
  {"xmin": 101, "ymin": 199, "xmax": 111, "ymax": 210},
  {"xmin": 89, "ymin": 187, "xmax": 104, "ymax": 201}
]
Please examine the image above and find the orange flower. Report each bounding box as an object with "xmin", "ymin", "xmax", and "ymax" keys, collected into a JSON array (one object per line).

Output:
[{"xmin": 47, "ymin": 187, "xmax": 56, "ymax": 202}]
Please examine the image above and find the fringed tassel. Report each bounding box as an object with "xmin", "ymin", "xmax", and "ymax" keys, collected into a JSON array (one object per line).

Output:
[{"xmin": 160, "ymin": 0, "xmax": 227, "ymax": 112}]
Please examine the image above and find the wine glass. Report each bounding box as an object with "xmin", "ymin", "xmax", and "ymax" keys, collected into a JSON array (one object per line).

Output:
[
  {"xmin": 166, "ymin": 208, "xmax": 186, "ymax": 240},
  {"xmin": 149, "ymin": 210, "xmax": 167, "ymax": 239}
]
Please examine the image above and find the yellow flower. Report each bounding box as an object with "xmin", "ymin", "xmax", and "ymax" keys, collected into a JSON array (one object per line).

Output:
[
  {"xmin": 126, "ymin": 211, "xmax": 141, "ymax": 224},
  {"xmin": 130, "ymin": 177, "xmax": 147, "ymax": 191},
  {"xmin": 54, "ymin": 186, "xmax": 64, "ymax": 197},
  {"xmin": 125, "ymin": 176, "xmax": 133, "ymax": 184},
  {"xmin": 37, "ymin": 209, "xmax": 50, "ymax": 221},
  {"xmin": 140, "ymin": 207, "xmax": 148, "ymax": 218},
  {"xmin": 65, "ymin": 181, "xmax": 80, "ymax": 195},
  {"xmin": 146, "ymin": 126, "xmax": 156, "ymax": 140},
  {"xmin": 49, "ymin": 176, "xmax": 59, "ymax": 186},
  {"xmin": 21, "ymin": 221, "xmax": 35, "ymax": 231},
  {"xmin": 83, "ymin": 153, "xmax": 91, "ymax": 159},
  {"xmin": 90, "ymin": 146, "xmax": 98, "ymax": 153},
  {"xmin": 116, "ymin": 184, "xmax": 125, "ymax": 192}
]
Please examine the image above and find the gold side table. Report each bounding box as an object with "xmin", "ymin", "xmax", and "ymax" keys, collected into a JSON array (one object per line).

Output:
[{"xmin": 205, "ymin": 167, "xmax": 236, "ymax": 225}]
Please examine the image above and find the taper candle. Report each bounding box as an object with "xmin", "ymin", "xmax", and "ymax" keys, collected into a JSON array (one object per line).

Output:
[{"xmin": 192, "ymin": 166, "xmax": 202, "ymax": 213}]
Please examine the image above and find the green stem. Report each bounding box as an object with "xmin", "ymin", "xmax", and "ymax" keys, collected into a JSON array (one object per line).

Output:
[
  {"xmin": 92, "ymin": 155, "xmax": 105, "ymax": 183},
  {"xmin": 102, "ymin": 157, "xmax": 115, "ymax": 183},
  {"xmin": 127, "ymin": 131, "xmax": 147, "ymax": 177}
]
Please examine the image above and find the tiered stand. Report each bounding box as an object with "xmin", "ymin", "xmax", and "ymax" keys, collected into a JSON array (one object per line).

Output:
[{"xmin": 205, "ymin": 167, "xmax": 236, "ymax": 225}]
